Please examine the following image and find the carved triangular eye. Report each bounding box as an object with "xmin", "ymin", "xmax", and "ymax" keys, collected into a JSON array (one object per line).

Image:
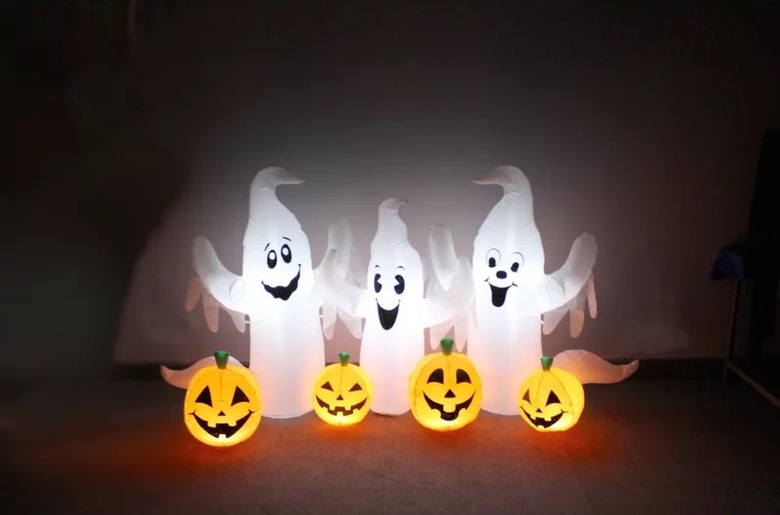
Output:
[
  {"xmin": 195, "ymin": 386, "xmax": 212, "ymax": 406},
  {"xmin": 456, "ymin": 369, "xmax": 471, "ymax": 384},
  {"xmin": 321, "ymin": 381, "xmax": 334, "ymax": 391},
  {"xmin": 546, "ymin": 391, "xmax": 561, "ymax": 405},
  {"xmin": 349, "ymin": 383, "xmax": 363, "ymax": 392},
  {"xmin": 522, "ymin": 390, "xmax": 531, "ymax": 403},
  {"xmin": 427, "ymin": 368, "xmax": 444, "ymax": 384},
  {"xmin": 231, "ymin": 386, "xmax": 250, "ymax": 405}
]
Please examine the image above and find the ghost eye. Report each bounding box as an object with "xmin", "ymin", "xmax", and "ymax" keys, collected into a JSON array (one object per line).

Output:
[
  {"xmin": 427, "ymin": 368, "xmax": 444, "ymax": 384},
  {"xmin": 281, "ymin": 244, "xmax": 292, "ymax": 264},
  {"xmin": 321, "ymin": 381, "xmax": 334, "ymax": 391},
  {"xmin": 267, "ymin": 250, "xmax": 277, "ymax": 269},
  {"xmin": 509, "ymin": 252, "xmax": 524, "ymax": 273},
  {"xmin": 486, "ymin": 249, "xmax": 500, "ymax": 268},
  {"xmin": 373, "ymin": 273, "xmax": 381, "ymax": 293},
  {"xmin": 195, "ymin": 386, "xmax": 212, "ymax": 406},
  {"xmin": 546, "ymin": 391, "xmax": 561, "ymax": 405},
  {"xmin": 349, "ymin": 383, "xmax": 363, "ymax": 392},
  {"xmin": 231, "ymin": 387, "xmax": 250, "ymax": 405},
  {"xmin": 394, "ymin": 275, "xmax": 405, "ymax": 294},
  {"xmin": 456, "ymin": 369, "xmax": 471, "ymax": 384}
]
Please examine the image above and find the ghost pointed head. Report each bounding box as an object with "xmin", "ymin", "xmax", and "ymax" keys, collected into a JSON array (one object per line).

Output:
[
  {"xmin": 473, "ymin": 165, "xmax": 534, "ymax": 225},
  {"xmin": 368, "ymin": 199, "xmax": 423, "ymax": 330},
  {"xmin": 242, "ymin": 167, "xmax": 313, "ymax": 300},
  {"xmin": 473, "ymin": 166, "xmax": 545, "ymax": 311}
]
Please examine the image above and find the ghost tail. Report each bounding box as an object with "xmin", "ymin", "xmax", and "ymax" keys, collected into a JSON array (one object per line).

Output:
[
  {"xmin": 552, "ymin": 349, "xmax": 639, "ymax": 385},
  {"xmin": 160, "ymin": 355, "xmax": 245, "ymax": 389}
]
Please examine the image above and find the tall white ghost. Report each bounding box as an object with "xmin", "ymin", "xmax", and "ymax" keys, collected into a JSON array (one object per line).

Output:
[
  {"xmin": 320, "ymin": 199, "xmax": 471, "ymax": 415},
  {"xmin": 466, "ymin": 166, "xmax": 638, "ymax": 416},
  {"xmin": 162, "ymin": 167, "xmax": 325, "ymax": 419}
]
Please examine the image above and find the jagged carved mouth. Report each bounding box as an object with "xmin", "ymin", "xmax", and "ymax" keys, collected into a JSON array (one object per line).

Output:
[
  {"xmin": 423, "ymin": 392, "xmax": 474, "ymax": 421},
  {"xmin": 377, "ymin": 302, "xmax": 399, "ymax": 330},
  {"xmin": 315, "ymin": 397, "xmax": 367, "ymax": 416},
  {"xmin": 487, "ymin": 281, "xmax": 516, "ymax": 307},
  {"xmin": 192, "ymin": 411, "xmax": 253, "ymax": 439},
  {"xmin": 521, "ymin": 408, "xmax": 564, "ymax": 429},
  {"xmin": 262, "ymin": 265, "xmax": 301, "ymax": 301}
]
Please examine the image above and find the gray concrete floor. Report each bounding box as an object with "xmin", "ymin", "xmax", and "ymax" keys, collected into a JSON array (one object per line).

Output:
[{"xmin": 2, "ymin": 378, "xmax": 779, "ymax": 514}]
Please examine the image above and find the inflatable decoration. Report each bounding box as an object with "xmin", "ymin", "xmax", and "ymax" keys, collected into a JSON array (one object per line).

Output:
[
  {"xmin": 319, "ymin": 199, "xmax": 472, "ymax": 415},
  {"xmin": 431, "ymin": 166, "xmax": 637, "ymax": 416},
  {"xmin": 409, "ymin": 338, "xmax": 482, "ymax": 431},
  {"xmin": 184, "ymin": 351, "xmax": 261, "ymax": 446},
  {"xmin": 518, "ymin": 355, "xmax": 584, "ymax": 432},
  {"xmin": 163, "ymin": 167, "xmax": 341, "ymax": 419},
  {"xmin": 312, "ymin": 352, "xmax": 373, "ymax": 426}
]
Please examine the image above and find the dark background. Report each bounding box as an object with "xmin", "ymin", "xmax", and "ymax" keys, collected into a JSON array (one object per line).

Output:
[{"xmin": 2, "ymin": 0, "xmax": 779, "ymax": 381}]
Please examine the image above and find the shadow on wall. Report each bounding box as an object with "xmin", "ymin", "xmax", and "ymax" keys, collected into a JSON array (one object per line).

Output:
[{"xmin": 1, "ymin": 1, "xmax": 186, "ymax": 382}]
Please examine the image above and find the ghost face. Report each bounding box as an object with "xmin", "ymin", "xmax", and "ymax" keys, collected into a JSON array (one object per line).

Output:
[
  {"xmin": 482, "ymin": 248, "xmax": 524, "ymax": 307},
  {"xmin": 262, "ymin": 238, "xmax": 301, "ymax": 300},
  {"xmin": 371, "ymin": 265, "xmax": 406, "ymax": 330},
  {"xmin": 367, "ymin": 248, "xmax": 423, "ymax": 331},
  {"xmin": 244, "ymin": 231, "xmax": 314, "ymax": 302},
  {"xmin": 473, "ymin": 228, "xmax": 545, "ymax": 314}
]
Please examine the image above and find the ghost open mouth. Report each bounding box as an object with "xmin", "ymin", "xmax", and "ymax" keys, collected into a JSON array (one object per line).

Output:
[
  {"xmin": 423, "ymin": 392, "xmax": 474, "ymax": 421},
  {"xmin": 377, "ymin": 302, "xmax": 399, "ymax": 330},
  {"xmin": 262, "ymin": 265, "xmax": 301, "ymax": 300},
  {"xmin": 486, "ymin": 281, "xmax": 516, "ymax": 307},
  {"xmin": 315, "ymin": 397, "xmax": 367, "ymax": 417},
  {"xmin": 192, "ymin": 411, "xmax": 254, "ymax": 439},
  {"xmin": 521, "ymin": 408, "xmax": 564, "ymax": 429}
]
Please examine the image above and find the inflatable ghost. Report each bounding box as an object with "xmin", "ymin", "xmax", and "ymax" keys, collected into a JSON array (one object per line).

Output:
[
  {"xmin": 162, "ymin": 167, "xmax": 329, "ymax": 419},
  {"xmin": 320, "ymin": 199, "xmax": 472, "ymax": 415},
  {"xmin": 456, "ymin": 166, "xmax": 637, "ymax": 416}
]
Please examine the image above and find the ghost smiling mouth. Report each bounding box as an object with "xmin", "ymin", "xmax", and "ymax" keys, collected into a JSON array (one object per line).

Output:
[
  {"xmin": 486, "ymin": 280, "xmax": 516, "ymax": 308},
  {"xmin": 377, "ymin": 302, "xmax": 399, "ymax": 330},
  {"xmin": 262, "ymin": 265, "xmax": 301, "ymax": 301}
]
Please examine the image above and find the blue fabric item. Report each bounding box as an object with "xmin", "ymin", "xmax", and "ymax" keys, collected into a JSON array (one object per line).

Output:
[{"xmin": 710, "ymin": 243, "xmax": 746, "ymax": 281}]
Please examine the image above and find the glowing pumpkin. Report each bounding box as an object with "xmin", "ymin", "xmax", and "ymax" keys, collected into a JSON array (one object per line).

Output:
[
  {"xmin": 312, "ymin": 352, "xmax": 373, "ymax": 426},
  {"xmin": 409, "ymin": 338, "xmax": 482, "ymax": 431},
  {"xmin": 184, "ymin": 351, "xmax": 262, "ymax": 446},
  {"xmin": 518, "ymin": 355, "xmax": 585, "ymax": 432}
]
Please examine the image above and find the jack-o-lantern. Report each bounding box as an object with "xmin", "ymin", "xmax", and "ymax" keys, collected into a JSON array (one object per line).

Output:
[
  {"xmin": 312, "ymin": 352, "xmax": 373, "ymax": 426},
  {"xmin": 409, "ymin": 338, "xmax": 482, "ymax": 431},
  {"xmin": 518, "ymin": 355, "xmax": 584, "ymax": 432},
  {"xmin": 184, "ymin": 351, "xmax": 262, "ymax": 446}
]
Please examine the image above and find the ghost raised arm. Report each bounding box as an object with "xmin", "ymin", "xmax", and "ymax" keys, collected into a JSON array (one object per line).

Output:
[
  {"xmin": 318, "ymin": 248, "xmax": 371, "ymax": 319},
  {"xmin": 538, "ymin": 232, "xmax": 597, "ymax": 314},
  {"xmin": 192, "ymin": 236, "xmax": 252, "ymax": 315},
  {"xmin": 184, "ymin": 276, "xmax": 247, "ymax": 333},
  {"xmin": 423, "ymin": 224, "xmax": 474, "ymax": 347},
  {"xmin": 315, "ymin": 217, "xmax": 367, "ymax": 339},
  {"xmin": 542, "ymin": 273, "xmax": 597, "ymax": 338}
]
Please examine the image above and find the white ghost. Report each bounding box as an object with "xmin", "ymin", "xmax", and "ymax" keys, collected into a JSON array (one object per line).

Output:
[
  {"xmin": 162, "ymin": 167, "xmax": 330, "ymax": 419},
  {"xmin": 320, "ymin": 199, "xmax": 471, "ymax": 415},
  {"xmin": 458, "ymin": 166, "xmax": 638, "ymax": 416}
]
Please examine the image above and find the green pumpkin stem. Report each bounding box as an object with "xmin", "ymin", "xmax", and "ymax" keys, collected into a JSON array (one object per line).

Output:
[
  {"xmin": 338, "ymin": 352, "xmax": 350, "ymax": 366},
  {"xmin": 541, "ymin": 355, "xmax": 553, "ymax": 371},
  {"xmin": 440, "ymin": 338, "xmax": 454, "ymax": 356},
  {"xmin": 214, "ymin": 351, "xmax": 230, "ymax": 370}
]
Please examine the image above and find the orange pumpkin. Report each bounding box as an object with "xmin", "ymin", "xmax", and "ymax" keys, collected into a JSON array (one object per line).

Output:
[
  {"xmin": 184, "ymin": 351, "xmax": 261, "ymax": 446},
  {"xmin": 518, "ymin": 355, "xmax": 584, "ymax": 432},
  {"xmin": 409, "ymin": 338, "xmax": 482, "ymax": 431},
  {"xmin": 312, "ymin": 352, "xmax": 373, "ymax": 426}
]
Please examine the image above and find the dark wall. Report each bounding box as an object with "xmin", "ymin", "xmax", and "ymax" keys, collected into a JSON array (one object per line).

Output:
[{"xmin": 3, "ymin": 1, "xmax": 780, "ymax": 380}]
